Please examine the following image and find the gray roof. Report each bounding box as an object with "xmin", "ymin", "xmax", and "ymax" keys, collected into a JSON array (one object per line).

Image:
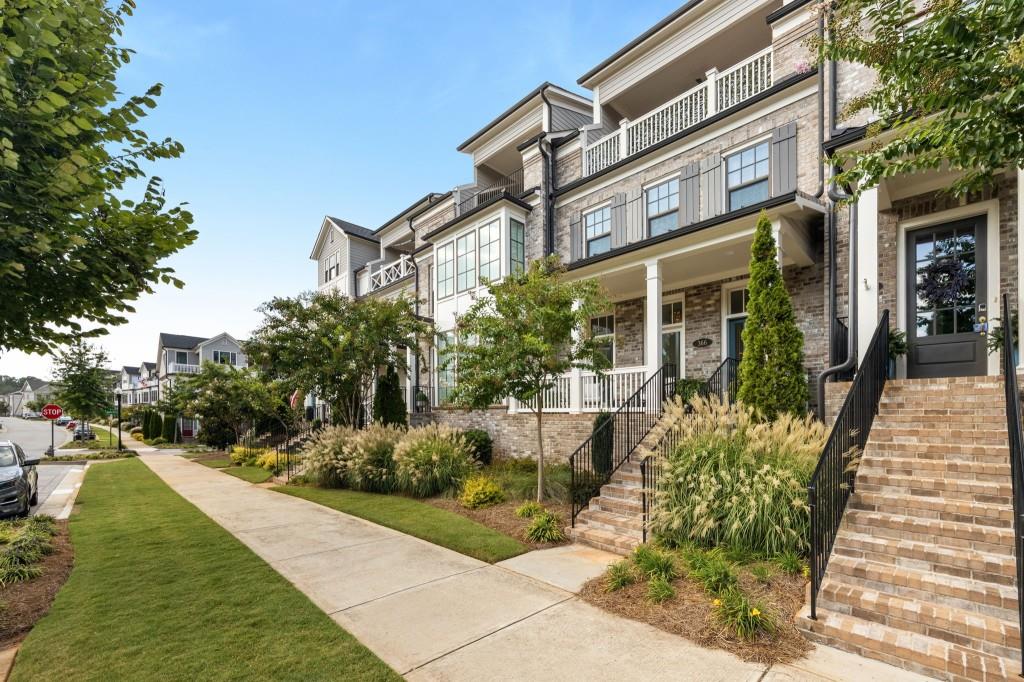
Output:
[
  {"xmin": 143, "ymin": 362, "xmax": 156, "ymax": 371},
  {"xmin": 122, "ymin": 366, "xmax": 140, "ymax": 375},
  {"xmin": 326, "ymin": 217, "xmax": 379, "ymax": 242},
  {"xmin": 26, "ymin": 378, "xmax": 48, "ymax": 391},
  {"xmin": 158, "ymin": 333, "xmax": 207, "ymax": 350}
]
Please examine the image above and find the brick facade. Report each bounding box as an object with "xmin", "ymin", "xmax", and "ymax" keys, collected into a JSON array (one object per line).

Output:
[{"xmin": 428, "ymin": 408, "xmax": 595, "ymax": 462}]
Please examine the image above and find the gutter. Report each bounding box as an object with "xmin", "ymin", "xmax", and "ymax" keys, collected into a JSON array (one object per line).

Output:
[{"xmin": 539, "ymin": 88, "xmax": 557, "ymax": 256}]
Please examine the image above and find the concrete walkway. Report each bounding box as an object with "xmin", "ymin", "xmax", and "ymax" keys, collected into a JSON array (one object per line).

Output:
[{"xmin": 140, "ymin": 455, "xmax": 928, "ymax": 682}]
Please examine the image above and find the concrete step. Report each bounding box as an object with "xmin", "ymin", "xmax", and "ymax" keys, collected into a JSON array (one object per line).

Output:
[
  {"xmin": 842, "ymin": 509, "xmax": 1015, "ymax": 556},
  {"xmin": 849, "ymin": 491, "xmax": 1013, "ymax": 530}
]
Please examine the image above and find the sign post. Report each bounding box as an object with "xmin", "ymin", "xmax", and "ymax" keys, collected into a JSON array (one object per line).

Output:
[{"xmin": 41, "ymin": 403, "xmax": 63, "ymax": 457}]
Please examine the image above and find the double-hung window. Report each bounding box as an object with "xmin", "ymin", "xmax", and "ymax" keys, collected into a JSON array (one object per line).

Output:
[
  {"xmin": 436, "ymin": 243, "xmax": 455, "ymax": 298},
  {"xmin": 584, "ymin": 206, "xmax": 612, "ymax": 257},
  {"xmin": 590, "ymin": 315, "xmax": 615, "ymax": 365},
  {"xmin": 646, "ymin": 178, "xmax": 679, "ymax": 237},
  {"xmin": 726, "ymin": 142, "xmax": 769, "ymax": 211},
  {"xmin": 478, "ymin": 220, "xmax": 501, "ymax": 282},
  {"xmin": 213, "ymin": 351, "xmax": 236, "ymax": 365},
  {"xmin": 456, "ymin": 232, "xmax": 476, "ymax": 292},
  {"xmin": 509, "ymin": 219, "xmax": 525, "ymax": 274},
  {"xmin": 324, "ymin": 253, "xmax": 337, "ymax": 282}
]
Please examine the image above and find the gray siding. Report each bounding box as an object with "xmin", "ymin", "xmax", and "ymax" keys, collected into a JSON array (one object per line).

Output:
[
  {"xmin": 550, "ymin": 104, "xmax": 592, "ymax": 133},
  {"xmin": 199, "ymin": 337, "xmax": 247, "ymax": 367}
]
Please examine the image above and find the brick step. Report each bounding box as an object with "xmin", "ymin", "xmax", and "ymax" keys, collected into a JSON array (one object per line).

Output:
[
  {"xmin": 833, "ymin": 530, "xmax": 1017, "ymax": 586},
  {"xmin": 850, "ymin": 491, "xmax": 1013, "ymax": 529},
  {"xmin": 569, "ymin": 525, "xmax": 638, "ymax": 556},
  {"xmin": 873, "ymin": 413, "xmax": 1008, "ymax": 427},
  {"xmin": 856, "ymin": 456, "xmax": 1011, "ymax": 483},
  {"xmin": 855, "ymin": 472, "xmax": 1012, "ymax": 505},
  {"xmin": 817, "ymin": 580, "xmax": 1021, "ymax": 659},
  {"xmin": 797, "ymin": 607, "xmax": 1019, "ymax": 681},
  {"xmin": 609, "ymin": 469, "xmax": 642, "ymax": 485},
  {"xmin": 862, "ymin": 440, "xmax": 1010, "ymax": 460},
  {"xmin": 598, "ymin": 482, "xmax": 643, "ymax": 502},
  {"xmin": 574, "ymin": 508, "xmax": 643, "ymax": 537},
  {"xmin": 842, "ymin": 509, "xmax": 1015, "ymax": 555},
  {"xmin": 859, "ymin": 445, "xmax": 1011, "ymax": 466},
  {"xmin": 826, "ymin": 554, "xmax": 1019, "ymax": 620},
  {"xmin": 870, "ymin": 425, "xmax": 1010, "ymax": 446},
  {"xmin": 589, "ymin": 495, "xmax": 642, "ymax": 515}
]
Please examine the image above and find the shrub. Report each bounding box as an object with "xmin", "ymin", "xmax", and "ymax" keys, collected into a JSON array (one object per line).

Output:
[
  {"xmin": 524, "ymin": 511, "xmax": 566, "ymax": 543},
  {"xmin": 344, "ymin": 424, "xmax": 404, "ymax": 493},
  {"xmin": 0, "ymin": 516, "xmax": 57, "ymax": 586},
  {"xmin": 301, "ymin": 425, "xmax": 357, "ymax": 488},
  {"xmin": 129, "ymin": 426, "xmax": 143, "ymax": 436},
  {"xmin": 515, "ymin": 501, "xmax": 544, "ymax": 518},
  {"xmin": 150, "ymin": 413, "xmax": 164, "ymax": 441},
  {"xmin": 685, "ymin": 547, "xmax": 738, "ymax": 595},
  {"xmin": 462, "ymin": 429, "xmax": 493, "ymax": 466},
  {"xmin": 591, "ymin": 411, "xmax": 614, "ymax": 475},
  {"xmin": 715, "ymin": 589, "xmax": 777, "ymax": 641},
  {"xmin": 773, "ymin": 551, "xmax": 804, "ymax": 576},
  {"xmin": 632, "ymin": 545, "xmax": 677, "ymax": 581},
  {"xmin": 372, "ymin": 365, "xmax": 407, "ymax": 427},
  {"xmin": 647, "ymin": 575, "xmax": 676, "ymax": 604},
  {"xmin": 161, "ymin": 414, "xmax": 176, "ymax": 442},
  {"xmin": 230, "ymin": 446, "xmax": 266, "ymax": 466},
  {"xmin": 650, "ymin": 396, "xmax": 827, "ymax": 556},
  {"xmin": 605, "ymin": 560, "xmax": 636, "ymax": 592},
  {"xmin": 674, "ymin": 378, "xmax": 705, "ymax": 404},
  {"xmin": 393, "ymin": 424, "xmax": 475, "ymax": 497},
  {"xmin": 459, "ymin": 476, "xmax": 505, "ymax": 509},
  {"xmin": 147, "ymin": 437, "xmax": 166, "ymax": 446},
  {"xmin": 254, "ymin": 449, "xmax": 282, "ymax": 473}
]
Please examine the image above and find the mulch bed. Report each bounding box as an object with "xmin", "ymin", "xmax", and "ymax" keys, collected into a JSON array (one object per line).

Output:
[
  {"xmin": 579, "ymin": 565, "xmax": 811, "ymax": 666},
  {"xmin": 0, "ymin": 521, "xmax": 74, "ymax": 649},
  {"xmin": 426, "ymin": 499, "xmax": 572, "ymax": 550}
]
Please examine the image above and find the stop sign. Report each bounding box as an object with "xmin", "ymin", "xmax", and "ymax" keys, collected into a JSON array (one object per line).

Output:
[{"xmin": 40, "ymin": 404, "xmax": 62, "ymax": 420}]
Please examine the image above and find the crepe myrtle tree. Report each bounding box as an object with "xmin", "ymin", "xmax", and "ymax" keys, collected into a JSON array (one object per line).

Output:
[
  {"xmin": 812, "ymin": 0, "xmax": 1024, "ymax": 198},
  {"xmin": 245, "ymin": 292, "xmax": 432, "ymax": 427},
  {"xmin": 448, "ymin": 256, "xmax": 608, "ymax": 502},
  {"xmin": 174, "ymin": 362, "xmax": 276, "ymax": 448}
]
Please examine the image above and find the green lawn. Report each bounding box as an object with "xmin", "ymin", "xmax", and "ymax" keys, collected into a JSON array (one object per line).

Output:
[
  {"xmin": 273, "ymin": 486, "xmax": 528, "ymax": 563},
  {"xmin": 58, "ymin": 423, "xmax": 119, "ymax": 450},
  {"xmin": 222, "ymin": 465, "xmax": 273, "ymax": 483},
  {"xmin": 11, "ymin": 459, "xmax": 399, "ymax": 682},
  {"xmin": 197, "ymin": 457, "xmax": 232, "ymax": 469}
]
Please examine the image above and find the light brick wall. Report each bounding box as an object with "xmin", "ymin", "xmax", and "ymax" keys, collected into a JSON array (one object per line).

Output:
[
  {"xmin": 772, "ymin": 13, "xmax": 817, "ymax": 82},
  {"xmin": 555, "ymin": 146, "xmax": 582, "ymax": 188},
  {"xmin": 428, "ymin": 408, "xmax": 596, "ymax": 462},
  {"xmin": 613, "ymin": 298, "xmax": 644, "ymax": 367}
]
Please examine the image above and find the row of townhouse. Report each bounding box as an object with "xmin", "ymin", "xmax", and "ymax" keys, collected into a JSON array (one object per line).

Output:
[{"xmin": 307, "ymin": 2, "xmax": 1024, "ymax": 676}]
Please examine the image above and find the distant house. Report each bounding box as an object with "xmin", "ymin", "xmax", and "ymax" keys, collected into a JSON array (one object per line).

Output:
[{"xmin": 5, "ymin": 379, "xmax": 53, "ymax": 416}]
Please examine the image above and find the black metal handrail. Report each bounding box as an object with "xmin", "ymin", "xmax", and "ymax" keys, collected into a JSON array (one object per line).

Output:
[
  {"xmin": 698, "ymin": 357, "xmax": 739, "ymax": 403},
  {"xmin": 808, "ymin": 309, "xmax": 889, "ymax": 620},
  {"xmin": 569, "ymin": 364, "xmax": 677, "ymax": 525},
  {"xmin": 411, "ymin": 384, "xmax": 432, "ymax": 414},
  {"xmin": 999, "ymin": 294, "xmax": 1024, "ymax": 673},
  {"xmin": 457, "ymin": 168, "xmax": 525, "ymax": 216},
  {"xmin": 830, "ymin": 316, "xmax": 854, "ymax": 381}
]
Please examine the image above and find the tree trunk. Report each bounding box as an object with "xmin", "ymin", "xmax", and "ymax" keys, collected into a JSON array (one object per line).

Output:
[{"xmin": 535, "ymin": 396, "xmax": 545, "ymax": 504}]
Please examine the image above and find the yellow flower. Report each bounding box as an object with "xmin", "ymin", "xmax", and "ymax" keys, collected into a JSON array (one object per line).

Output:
[
  {"xmin": 749, "ymin": 608, "xmax": 761, "ymax": 617},
  {"xmin": 712, "ymin": 598, "xmax": 721, "ymax": 607}
]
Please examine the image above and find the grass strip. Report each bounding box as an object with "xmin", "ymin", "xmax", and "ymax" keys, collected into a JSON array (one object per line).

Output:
[{"xmin": 222, "ymin": 466, "xmax": 273, "ymax": 483}]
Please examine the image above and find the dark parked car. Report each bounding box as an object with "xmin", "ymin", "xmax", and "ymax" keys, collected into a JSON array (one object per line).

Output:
[
  {"xmin": 73, "ymin": 425, "xmax": 96, "ymax": 441},
  {"xmin": 0, "ymin": 441, "xmax": 39, "ymax": 517}
]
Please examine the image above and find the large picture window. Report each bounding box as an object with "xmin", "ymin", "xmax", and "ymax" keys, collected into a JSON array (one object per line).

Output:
[
  {"xmin": 646, "ymin": 178, "xmax": 679, "ymax": 237},
  {"xmin": 726, "ymin": 142, "xmax": 769, "ymax": 211},
  {"xmin": 584, "ymin": 206, "xmax": 612, "ymax": 257},
  {"xmin": 478, "ymin": 220, "xmax": 501, "ymax": 282},
  {"xmin": 437, "ymin": 243, "xmax": 454, "ymax": 298},
  {"xmin": 456, "ymin": 232, "xmax": 476, "ymax": 292},
  {"xmin": 213, "ymin": 351, "xmax": 236, "ymax": 365},
  {"xmin": 590, "ymin": 315, "xmax": 615, "ymax": 365},
  {"xmin": 510, "ymin": 219, "xmax": 525, "ymax": 274}
]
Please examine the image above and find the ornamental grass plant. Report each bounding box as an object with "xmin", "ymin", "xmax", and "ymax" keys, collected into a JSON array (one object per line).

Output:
[{"xmin": 393, "ymin": 424, "xmax": 475, "ymax": 497}]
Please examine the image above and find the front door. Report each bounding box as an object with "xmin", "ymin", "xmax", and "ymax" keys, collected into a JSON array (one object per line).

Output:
[
  {"xmin": 906, "ymin": 216, "xmax": 987, "ymax": 378},
  {"xmin": 727, "ymin": 317, "xmax": 746, "ymax": 364}
]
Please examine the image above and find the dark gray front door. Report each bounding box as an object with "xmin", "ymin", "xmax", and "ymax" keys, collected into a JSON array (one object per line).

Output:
[{"xmin": 906, "ymin": 216, "xmax": 987, "ymax": 378}]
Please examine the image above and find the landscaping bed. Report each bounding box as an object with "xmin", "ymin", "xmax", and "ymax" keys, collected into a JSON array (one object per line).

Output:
[
  {"xmin": 426, "ymin": 499, "xmax": 571, "ymax": 550},
  {"xmin": 0, "ymin": 518, "xmax": 73, "ymax": 649},
  {"xmin": 46, "ymin": 451, "xmax": 136, "ymax": 462}
]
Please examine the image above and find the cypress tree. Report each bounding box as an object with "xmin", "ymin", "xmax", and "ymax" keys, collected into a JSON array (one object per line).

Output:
[
  {"xmin": 737, "ymin": 211, "xmax": 807, "ymax": 419},
  {"xmin": 372, "ymin": 365, "xmax": 407, "ymax": 427},
  {"xmin": 142, "ymin": 410, "xmax": 154, "ymax": 439},
  {"xmin": 151, "ymin": 413, "xmax": 164, "ymax": 440},
  {"xmin": 161, "ymin": 413, "xmax": 176, "ymax": 441}
]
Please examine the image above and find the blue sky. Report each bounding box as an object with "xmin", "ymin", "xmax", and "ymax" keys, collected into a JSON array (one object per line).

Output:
[{"xmin": 1, "ymin": 0, "xmax": 682, "ymax": 379}]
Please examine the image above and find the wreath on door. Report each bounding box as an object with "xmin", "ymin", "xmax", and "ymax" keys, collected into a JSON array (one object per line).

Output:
[{"xmin": 917, "ymin": 258, "xmax": 970, "ymax": 307}]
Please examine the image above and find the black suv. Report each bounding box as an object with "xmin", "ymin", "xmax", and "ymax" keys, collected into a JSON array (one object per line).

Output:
[{"xmin": 0, "ymin": 441, "xmax": 39, "ymax": 517}]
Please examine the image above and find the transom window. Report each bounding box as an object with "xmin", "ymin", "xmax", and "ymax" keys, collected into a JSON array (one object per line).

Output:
[
  {"xmin": 662, "ymin": 301, "xmax": 683, "ymax": 326},
  {"xmin": 478, "ymin": 220, "xmax": 501, "ymax": 282},
  {"xmin": 213, "ymin": 351, "xmax": 237, "ymax": 365},
  {"xmin": 456, "ymin": 232, "xmax": 476, "ymax": 292},
  {"xmin": 646, "ymin": 178, "xmax": 679, "ymax": 237},
  {"xmin": 584, "ymin": 206, "xmax": 612, "ymax": 257},
  {"xmin": 437, "ymin": 243, "xmax": 454, "ymax": 298},
  {"xmin": 590, "ymin": 315, "xmax": 615, "ymax": 364},
  {"xmin": 726, "ymin": 142, "xmax": 769, "ymax": 211},
  {"xmin": 510, "ymin": 219, "xmax": 525, "ymax": 274},
  {"xmin": 728, "ymin": 287, "xmax": 750, "ymax": 317}
]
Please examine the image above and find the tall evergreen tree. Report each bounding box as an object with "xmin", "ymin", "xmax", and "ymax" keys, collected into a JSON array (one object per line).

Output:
[
  {"xmin": 372, "ymin": 365, "xmax": 407, "ymax": 427},
  {"xmin": 737, "ymin": 212, "xmax": 807, "ymax": 419}
]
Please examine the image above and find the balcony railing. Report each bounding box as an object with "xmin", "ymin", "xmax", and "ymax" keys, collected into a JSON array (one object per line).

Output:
[
  {"xmin": 583, "ymin": 48, "xmax": 773, "ymax": 177},
  {"xmin": 456, "ymin": 168, "xmax": 524, "ymax": 216},
  {"xmin": 511, "ymin": 366, "xmax": 648, "ymax": 413},
  {"xmin": 368, "ymin": 255, "xmax": 415, "ymax": 293},
  {"xmin": 170, "ymin": 363, "xmax": 200, "ymax": 374}
]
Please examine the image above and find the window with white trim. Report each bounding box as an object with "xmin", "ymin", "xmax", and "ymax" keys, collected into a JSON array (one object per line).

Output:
[
  {"xmin": 436, "ymin": 331, "xmax": 456, "ymax": 404},
  {"xmin": 478, "ymin": 219, "xmax": 501, "ymax": 282},
  {"xmin": 590, "ymin": 315, "xmax": 615, "ymax": 365},
  {"xmin": 726, "ymin": 142, "xmax": 769, "ymax": 211},
  {"xmin": 174, "ymin": 351, "xmax": 188, "ymax": 365},
  {"xmin": 213, "ymin": 351, "xmax": 237, "ymax": 365},
  {"xmin": 456, "ymin": 232, "xmax": 476, "ymax": 292},
  {"xmin": 509, "ymin": 219, "xmax": 525, "ymax": 274},
  {"xmin": 437, "ymin": 243, "xmax": 454, "ymax": 298},
  {"xmin": 584, "ymin": 206, "xmax": 612, "ymax": 257},
  {"xmin": 646, "ymin": 178, "xmax": 679, "ymax": 237}
]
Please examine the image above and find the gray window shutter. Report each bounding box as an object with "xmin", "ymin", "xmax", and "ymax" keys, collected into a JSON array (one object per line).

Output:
[
  {"xmin": 625, "ymin": 188, "xmax": 643, "ymax": 243},
  {"xmin": 610, "ymin": 193, "xmax": 627, "ymax": 249},
  {"xmin": 771, "ymin": 122, "xmax": 798, "ymax": 196},
  {"xmin": 700, "ymin": 153, "xmax": 723, "ymax": 220},
  {"xmin": 570, "ymin": 211, "xmax": 583, "ymax": 262},
  {"xmin": 679, "ymin": 162, "xmax": 700, "ymax": 228}
]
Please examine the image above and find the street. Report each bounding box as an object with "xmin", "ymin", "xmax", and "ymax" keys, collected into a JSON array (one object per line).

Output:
[{"xmin": 0, "ymin": 417, "xmax": 76, "ymax": 514}]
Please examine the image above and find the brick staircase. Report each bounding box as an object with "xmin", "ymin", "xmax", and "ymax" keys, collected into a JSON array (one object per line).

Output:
[{"xmin": 798, "ymin": 376, "xmax": 1021, "ymax": 681}]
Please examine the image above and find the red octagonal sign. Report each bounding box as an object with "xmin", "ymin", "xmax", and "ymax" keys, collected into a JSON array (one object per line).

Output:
[{"xmin": 40, "ymin": 404, "xmax": 63, "ymax": 420}]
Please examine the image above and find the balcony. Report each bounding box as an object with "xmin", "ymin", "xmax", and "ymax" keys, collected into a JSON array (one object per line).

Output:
[
  {"xmin": 170, "ymin": 363, "xmax": 201, "ymax": 374},
  {"xmin": 583, "ymin": 48, "xmax": 773, "ymax": 177},
  {"xmin": 456, "ymin": 168, "xmax": 524, "ymax": 216},
  {"xmin": 359, "ymin": 255, "xmax": 416, "ymax": 296}
]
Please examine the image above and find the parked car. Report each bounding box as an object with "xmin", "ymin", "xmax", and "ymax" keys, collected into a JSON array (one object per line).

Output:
[
  {"xmin": 65, "ymin": 421, "xmax": 77, "ymax": 431},
  {"xmin": 20, "ymin": 411, "xmax": 39, "ymax": 419},
  {"xmin": 73, "ymin": 425, "xmax": 96, "ymax": 441},
  {"xmin": 55, "ymin": 415, "xmax": 72, "ymax": 426},
  {"xmin": 0, "ymin": 441, "xmax": 39, "ymax": 517}
]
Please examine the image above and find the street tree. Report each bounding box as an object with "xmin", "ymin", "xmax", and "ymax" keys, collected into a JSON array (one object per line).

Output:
[
  {"xmin": 52, "ymin": 341, "xmax": 112, "ymax": 426},
  {"xmin": 246, "ymin": 292, "xmax": 431, "ymax": 427},
  {"xmin": 0, "ymin": 0, "xmax": 197, "ymax": 354},
  {"xmin": 447, "ymin": 256, "xmax": 607, "ymax": 502},
  {"xmin": 814, "ymin": 0, "xmax": 1024, "ymax": 198},
  {"xmin": 174, "ymin": 363, "xmax": 276, "ymax": 448}
]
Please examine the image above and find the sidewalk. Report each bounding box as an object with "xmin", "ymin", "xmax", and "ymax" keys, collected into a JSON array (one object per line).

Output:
[{"xmin": 141, "ymin": 455, "xmax": 927, "ymax": 682}]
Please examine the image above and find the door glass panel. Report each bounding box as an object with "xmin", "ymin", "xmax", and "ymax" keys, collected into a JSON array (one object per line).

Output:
[
  {"xmin": 915, "ymin": 234, "xmax": 933, "ymax": 261},
  {"xmin": 728, "ymin": 318, "xmax": 746, "ymax": 362},
  {"xmin": 916, "ymin": 311, "xmax": 934, "ymax": 337},
  {"xmin": 935, "ymin": 308, "xmax": 955, "ymax": 335},
  {"xmin": 661, "ymin": 332, "xmax": 680, "ymax": 372},
  {"xmin": 912, "ymin": 225, "xmax": 977, "ymax": 338},
  {"xmin": 956, "ymin": 306, "xmax": 977, "ymax": 333}
]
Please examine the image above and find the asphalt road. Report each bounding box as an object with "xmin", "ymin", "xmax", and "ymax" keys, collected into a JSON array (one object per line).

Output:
[{"xmin": 0, "ymin": 417, "xmax": 76, "ymax": 514}]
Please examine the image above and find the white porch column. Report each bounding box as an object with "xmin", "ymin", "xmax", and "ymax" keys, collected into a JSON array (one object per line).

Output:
[
  {"xmin": 569, "ymin": 303, "xmax": 583, "ymax": 414},
  {"xmin": 771, "ymin": 218, "xmax": 783, "ymax": 266},
  {"xmin": 405, "ymin": 347, "xmax": 414, "ymax": 415},
  {"xmin": 645, "ymin": 260, "xmax": 663, "ymax": 379},
  {"xmin": 857, "ymin": 187, "xmax": 880, "ymax": 363}
]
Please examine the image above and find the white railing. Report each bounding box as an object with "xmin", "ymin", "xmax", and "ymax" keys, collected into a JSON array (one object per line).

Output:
[
  {"xmin": 170, "ymin": 363, "xmax": 200, "ymax": 374},
  {"xmin": 369, "ymin": 255, "xmax": 415, "ymax": 292},
  {"xmin": 715, "ymin": 47, "xmax": 772, "ymax": 112},
  {"xmin": 521, "ymin": 375, "xmax": 573, "ymax": 412},
  {"xmin": 581, "ymin": 48, "xmax": 774, "ymax": 178},
  {"xmin": 581, "ymin": 367, "xmax": 647, "ymax": 412}
]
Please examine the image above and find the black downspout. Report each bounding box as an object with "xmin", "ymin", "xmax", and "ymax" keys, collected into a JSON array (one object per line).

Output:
[{"xmin": 539, "ymin": 87, "xmax": 556, "ymax": 256}]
